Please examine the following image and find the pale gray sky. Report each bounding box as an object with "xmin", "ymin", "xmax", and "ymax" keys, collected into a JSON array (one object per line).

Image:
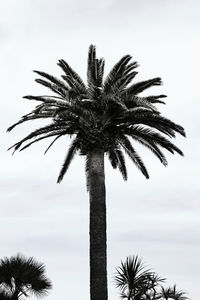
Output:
[{"xmin": 0, "ymin": 0, "xmax": 200, "ymax": 299}]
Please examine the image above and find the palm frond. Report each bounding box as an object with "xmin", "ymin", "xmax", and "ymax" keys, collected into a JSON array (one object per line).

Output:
[
  {"xmin": 57, "ymin": 137, "xmax": 78, "ymax": 183},
  {"xmin": 129, "ymin": 133, "xmax": 168, "ymax": 166},
  {"xmin": 127, "ymin": 125, "xmax": 184, "ymax": 157},
  {"xmin": 123, "ymin": 95, "xmax": 159, "ymax": 113},
  {"xmin": 87, "ymin": 44, "xmax": 96, "ymax": 88},
  {"xmin": 110, "ymin": 71, "xmax": 138, "ymax": 95},
  {"xmin": 146, "ymin": 94, "xmax": 167, "ymax": 104},
  {"xmin": 118, "ymin": 135, "xmax": 149, "ymax": 178},
  {"xmin": 19, "ymin": 131, "xmax": 67, "ymax": 153},
  {"xmin": 87, "ymin": 45, "xmax": 105, "ymax": 99},
  {"xmin": 107, "ymin": 149, "xmax": 118, "ymax": 169},
  {"xmin": 57, "ymin": 59, "xmax": 87, "ymax": 94},
  {"xmin": 125, "ymin": 77, "xmax": 162, "ymax": 95},
  {"xmin": 115, "ymin": 149, "xmax": 128, "ymax": 180},
  {"xmin": 44, "ymin": 134, "xmax": 64, "ymax": 154},
  {"xmin": 33, "ymin": 70, "xmax": 69, "ymax": 91},
  {"xmin": 8, "ymin": 123, "xmax": 68, "ymax": 153},
  {"xmin": 7, "ymin": 112, "xmax": 53, "ymax": 132},
  {"xmin": 129, "ymin": 112, "xmax": 186, "ymax": 137},
  {"xmin": 23, "ymin": 95, "xmax": 67, "ymax": 105},
  {"xmin": 104, "ymin": 55, "xmax": 134, "ymax": 93},
  {"xmin": 85, "ymin": 155, "xmax": 90, "ymax": 192},
  {"xmin": 123, "ymin": 61, "xmax": 138, "ymax": 76},
  {"xmin": 35, "ymin": 78, "xmax": 68, "ymax": 97}
]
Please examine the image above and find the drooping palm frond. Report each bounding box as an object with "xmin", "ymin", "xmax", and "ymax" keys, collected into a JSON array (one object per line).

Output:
[
  {"xmin": 115, "ymin": 149, "xmax": 128, "ymax": 180},
  {"xmin": 124, "ymin": 111, "xmax": 185, "ymax": 138},
  {"xmin": 57, "ymin": 137, "xmax": 79, "ymax": 183},
  {"xmin": 8, "ymin": 123, "xmax": 71, "ymax": 153},
  {"xmin": 128, "ymin": 133, "xmax": 168, "ymax": 166},
  {"xmin": 118, "ymin": 135, "xmax": 149, "ymax": 179},
  {"xmin": 126, "ymin": 125, "xmax": 183, "ymax": 157}
]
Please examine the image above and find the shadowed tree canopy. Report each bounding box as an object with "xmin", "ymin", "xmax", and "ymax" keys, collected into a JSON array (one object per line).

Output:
[
  {"xmin": 8, "ymin": 45, "xmax": 185, "ymax": 183},
  {"xmin": 0, "ymin": 254, "xmax": 52, "ymax": 300}
]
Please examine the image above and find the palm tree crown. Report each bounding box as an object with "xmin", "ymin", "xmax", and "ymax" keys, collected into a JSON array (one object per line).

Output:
[
  {"xmin": 7, "ymin": 45, "xmax": 185, "ymax": 183},
  {"xmin": 0, "ymin": 254, "xmax": 52, "ymax": 299}
]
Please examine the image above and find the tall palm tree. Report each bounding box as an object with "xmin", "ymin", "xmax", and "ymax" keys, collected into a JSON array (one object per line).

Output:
[
  {"xmin": 0, "ymin": 254, "xmax": 52, "ymax": 300},
  {"xmin": 7, "ymin": 45, "xmax": 185, "ymax": 300},
  {"xmin": 114, "ymin": 256, "xmax": 189, "ymax": 300}
]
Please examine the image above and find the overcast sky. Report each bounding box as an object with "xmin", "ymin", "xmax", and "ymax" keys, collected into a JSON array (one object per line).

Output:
[{"xmin": 0, "ymin": 0, "xmax": 200, "ymax": 299}]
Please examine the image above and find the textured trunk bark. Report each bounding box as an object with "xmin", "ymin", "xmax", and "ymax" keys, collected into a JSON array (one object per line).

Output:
[{"xmin": 88, "ymin": 149, "xmax": 108, "ymax": 300}]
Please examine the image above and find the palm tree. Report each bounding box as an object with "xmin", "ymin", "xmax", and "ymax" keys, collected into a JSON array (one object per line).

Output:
[
  {"xmin": 7, "ymin": 45, "xmax": 185, "ymax": 300},
  {"xmin": 114, "ymin": 255, "xmax": 164, "ymax": 300},
  {"xmin": 159, "ymin": 285, "xmax": 188, "ymax": 300},
  {"xmin": 0, "ymin": 254, "xmax": 52, "ymax": 300},
  {"xmin": 114, "ymin": 256, "xmax": 189, "ymax": 300}
]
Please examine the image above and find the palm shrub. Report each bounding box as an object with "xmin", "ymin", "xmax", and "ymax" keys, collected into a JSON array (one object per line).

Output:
[
  {"xmin": 7, "ymin": 45, "xmax": 185, "ymax": 300},
  {"xmin": 0, "ymin": 254, "xmax": 52, "ymax": 300},
  {"xmin": 114, "ymin": 255, "xmax": 189, "ymax": 300},
  {"xmin": 159, "ymin": 285, "xmax": 189, "ymax": 300}
]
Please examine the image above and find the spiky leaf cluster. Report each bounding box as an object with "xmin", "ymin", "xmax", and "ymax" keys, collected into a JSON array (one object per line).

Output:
[
  {"xmin": 114, "ymin": 256, "xmax": 189, "ymax": 300},
  {"xmin": 115, "ymin": 256, "xmax": 164, "ymax": 300},
  {"xmin": 0, "ymin": 254, "xmax": 52, "ymax": 299},
  {"xmin": 7, "ymin": 45, "xmax": 185, "ymax": 182}
]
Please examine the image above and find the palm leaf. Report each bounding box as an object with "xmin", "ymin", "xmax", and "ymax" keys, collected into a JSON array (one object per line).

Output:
[
  {"xmin": 57, "ymin": 137, "xmax": 78, "ymax": 183},
  {"xmin": 33, "ymin": 70, "xmax": 69, "ymax": 91},
  {"xmin": 127, "ymin": 125, "xmax": 184, "ymax": 156},
  {"xmin": 118, "ymin": 135, "xmax": 149, "ymax": 179},
  {"xmin": 115, "ymin": 149, "xmax": 128, "ymax": 180},
  {"xmin": 57, "ymin": 59, "xmax": 86, "ymax": 94},
  {"xmin": 104, "ymin": 55, "xmax": 133, "ymax": 93},
  {"xmin": 125, "ymin": 77, "xmax": 162, "ymax": 95},
  {"xmin": 35, "ymin": 78, "xmax": 68, "ymax": 97}
]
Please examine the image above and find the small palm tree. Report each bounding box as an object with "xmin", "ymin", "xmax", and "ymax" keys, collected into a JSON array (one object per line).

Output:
[
  {"xmin": 114, "ymin": 256, "xmax": 189, "ymax": 300},
  {"xmin": 7, "ymin": 45, "xmax": 185, "ymax": 300},
  {"xmin": 0, "ymin": 254, "xmax": 52, "ymax": 300},
  {"xmin": 114, "ymin": 255, "xmax": 164, "ymax": 300},
  {"xmin": 160, "ymin": 285, "xmax": 188, "ymax": 300}
]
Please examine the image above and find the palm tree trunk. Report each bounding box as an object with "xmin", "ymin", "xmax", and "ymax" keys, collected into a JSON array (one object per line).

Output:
[{"xmin": 88, "ymin": 149, "xmax": 108, "ymax": 300}]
